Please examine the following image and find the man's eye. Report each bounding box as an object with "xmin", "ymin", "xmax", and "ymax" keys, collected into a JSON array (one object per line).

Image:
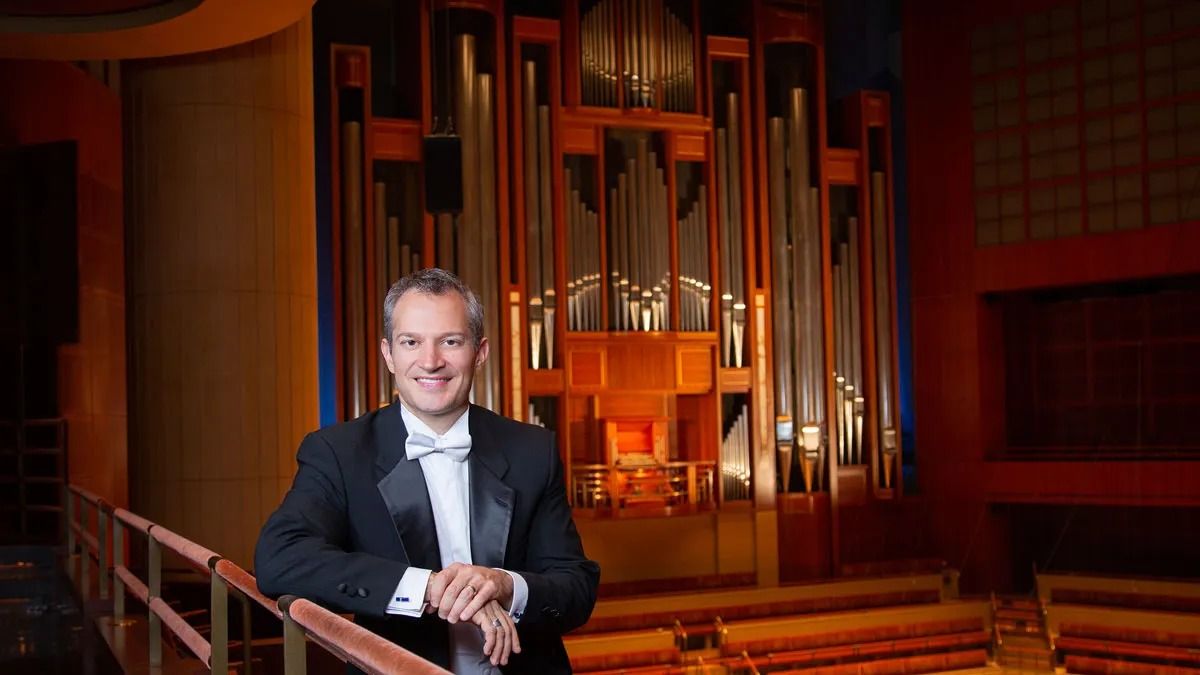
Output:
[
  {"xmin": 400, "ymin": 339, "xmax": 417, "ymax": 347},
  {"xmin": 444, "ymin": 338, "xmax": 462, "ymax": 347}
]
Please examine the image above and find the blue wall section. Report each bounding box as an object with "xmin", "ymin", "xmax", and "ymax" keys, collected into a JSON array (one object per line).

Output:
[
  {"xmin": 313, "ymin": 0, "xmax": 336, "ymax": 428},
  {"xmin": 824, "ymin": 0, "xmax": 916, "ymax": 490}
]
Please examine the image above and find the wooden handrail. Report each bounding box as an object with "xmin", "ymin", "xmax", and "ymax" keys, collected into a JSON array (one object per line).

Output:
[
  {"xmin": 69, "ymin": 484, "xmax": 105, "ymax": 507},
  {"xmin": 113, "ymin": 507, "xmax": 154, "ymax": 535},
  {"xmin": 213, "ymin": 558, "xmax": 282, "ymax": 619},
  {"xmin": 281, "ymin": 596, "xmax": 453, "ymax": 675},
  {"xmin": 150, "ymin": 524, "xmax": 220, "ymax": 574},
  {"xmin": 64, "ymin": 481, "xmax": 449, "ymax": 675},
  {"xmin": 149, "ymin": 596, "xmax": 213, "ymax": 665}
]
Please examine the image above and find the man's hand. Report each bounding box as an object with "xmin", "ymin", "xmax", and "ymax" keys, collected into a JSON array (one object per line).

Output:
[
  {"xmin": 470, "ymin": 599, "xmax": 521, "ymax": 666},
  {"xmin": 426, "ymin": 563, "xmax": 514, "ymax": 624}
]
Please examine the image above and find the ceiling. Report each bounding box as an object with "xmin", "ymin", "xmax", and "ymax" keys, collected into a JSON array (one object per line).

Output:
[{"xmin": 0, "ymin": 0, "xmax": 314, "ymax": 60}]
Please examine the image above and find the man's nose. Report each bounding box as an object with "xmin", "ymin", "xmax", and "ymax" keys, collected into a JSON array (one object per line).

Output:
[{"xmin": 416, "ymin": 342, "xmax": 444, "ymax": 370}]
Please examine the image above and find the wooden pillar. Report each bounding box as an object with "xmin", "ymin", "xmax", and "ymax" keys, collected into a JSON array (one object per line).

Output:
[{"xmin": 123, "ymin": 15, "xmax": 318, "ymax": 567}]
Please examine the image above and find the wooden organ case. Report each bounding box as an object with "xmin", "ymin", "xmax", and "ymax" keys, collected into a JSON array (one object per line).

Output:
[{"xmin": 326, "ymin": 0, "xmax": 904, "ymax": 581}]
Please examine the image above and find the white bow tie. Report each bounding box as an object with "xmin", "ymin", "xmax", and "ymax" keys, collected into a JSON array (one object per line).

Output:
[{"xmin": 405, "ymin": 430, "xmax": 472, "ymax": 462}]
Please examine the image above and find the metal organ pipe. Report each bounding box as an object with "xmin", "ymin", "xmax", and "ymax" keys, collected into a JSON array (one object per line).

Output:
[{"xmin": 341, "ymin": 120, "xmax": 367, "ymax": 418}]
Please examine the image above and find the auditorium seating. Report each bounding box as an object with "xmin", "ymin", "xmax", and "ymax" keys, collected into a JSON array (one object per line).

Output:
[
  {"xmin": 717, "ymin": 601, "xmax": 992, "ymax": 674},
  {"xmin": 1039, "ymin": 572, "xmax": 1200, "ymax": 614},
  {"xmin": 577, "ymin": 572, "xmax": 949, "ymax": 637},
  {"xmin": 566, "ymin": 627, "xmax": 682, "ymax": 674},
  {"xmin": 1045, "ymin": 582, "xmax": 1200, "ymax": 675}
]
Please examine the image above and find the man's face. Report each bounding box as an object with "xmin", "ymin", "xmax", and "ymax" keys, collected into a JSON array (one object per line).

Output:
[{"xmin": 381, "ymin": 291, "xmax": 488, "ymax": 433}]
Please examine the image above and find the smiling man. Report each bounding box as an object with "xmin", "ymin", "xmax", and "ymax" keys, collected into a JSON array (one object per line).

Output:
[{"xmin": 255, "ymin": 268, "xmax": 599, "ymax": 674}]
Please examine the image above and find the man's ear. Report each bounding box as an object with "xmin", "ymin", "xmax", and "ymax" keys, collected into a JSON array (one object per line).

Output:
[{"xmin": 475, "ymin": 336, "xmax": 490, "ymax": 368}]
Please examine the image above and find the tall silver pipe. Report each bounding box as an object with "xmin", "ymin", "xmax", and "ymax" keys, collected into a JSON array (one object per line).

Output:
[
  {"xmin": 610, "ymin": 186, "xmax": 622, "ymax": 330},
  {"xmin": 477, "ymin": 72, "xmax": 499, "ymax": 410},
  {"xmin": 624, "ymin": 159, "xmax": 639, "ymax": 328},
  {"xmin": 342, "ymin": 121, "xmax": 367, "ymax": 418},
  {"xmin": 617, "ymin": 172, "xmax": 630, "ymax": 330},
  {"xmin": 454, "ymin": 34, "xmax": 479, "ymax": 283},
  {"xmin": 374, "ymin": 181, "xmax": 389, "ymax": 406},
  {"xmin": 698, "ymin": 202, "xmax": 707, "ymax": 330},
  {"xmin": 564, "ymin": 170, "xmax": 575, "ymax": 331},
  {"xmin": 727, "ymin": 93, "xmax": 746, "ymax": 367},
  {"xmin": 717, "ymin": 128, "xmax": 733, "ymax": 363},
  {"xmin": 538, "ymin": 105, "xmax": 555, "ymax": 369},
  {"xmin": 872, "ymin": 170, "xmax": 896, "ymax": 481},
  {"xmin": 522, "ymin": 62, "xmax": 543, "ymax": 369},
  {"xmin": 768, "ymin": 117, "xmax": 795, "ymax": 452},
  {"xmin": 638, "ymin": 141, "xmax": 653, "ymax": 330},
  {"xmin": 847, "ymin": 216, "xmax": 863, "ymax": 464}
]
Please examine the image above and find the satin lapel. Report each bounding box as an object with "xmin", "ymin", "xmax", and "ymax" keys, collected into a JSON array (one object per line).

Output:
[
  {"xmin": 467, "ymin": 406, "xmax": 514, "ymax": 569},
  {"xmin": 375, "ymin": 404, "xmax": 442, "ymax": 570}
]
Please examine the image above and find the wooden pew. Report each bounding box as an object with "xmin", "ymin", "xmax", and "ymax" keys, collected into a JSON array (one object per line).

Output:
[
  {"xmin": 719, "ymin": 600, "xmax": 992, "ymax": 672},
  {"xmin": 1047, "ymin": 604, "xmax": 1200, "ymax": 671},
  {"xmin": 578, "ymin": 573, "xmax": 950, "ymax": 637},
  {"xmin": 565, "ymin": 627, "xmax": 682, "ymax": 674},
  {"xmin": 1038, "ymin": 573, "xmax": 1200, "ymax": 614}
]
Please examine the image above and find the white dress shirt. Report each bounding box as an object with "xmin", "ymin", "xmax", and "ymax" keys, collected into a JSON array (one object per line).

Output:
[{"xmin": 385, "ymin": 404, "xmax": 528, "ymax": 674}]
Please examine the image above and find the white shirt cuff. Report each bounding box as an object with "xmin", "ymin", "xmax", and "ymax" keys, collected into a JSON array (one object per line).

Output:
[
  {"xmin": 500, "ymin": 569, "xmax": 528, "ymax": 623},
  {"xmin": 386, "ymin": 567, "xmax": 432, "ymax": 616}
]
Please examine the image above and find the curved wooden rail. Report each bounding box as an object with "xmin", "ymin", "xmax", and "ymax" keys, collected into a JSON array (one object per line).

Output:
[
  {"xmin": 282, "ymin": 596, "xmax": 453, "ymax": 675},
  {"xmin": 149, "ymin": 596, "xmax": 213, "ymax": 665},
  {"xmin": 113, "ymin": 507, "xmax": 154, "ymax": 535},
  {"xmin": 149, "ymin": 524, "xmax": 220, "ymax": 573},
  {"xmin": 64, "ymin": 483, "xmax": 449, "ymax": 675},
  {"xmin": 214, "ymin": 558, "xmax": 282, "ymax": 618}
]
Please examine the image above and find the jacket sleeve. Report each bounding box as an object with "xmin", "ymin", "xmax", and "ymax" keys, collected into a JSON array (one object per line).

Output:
[
  {"xmin": 254, "ymin": 432, "xmax": 410, "ymax": 619},
  {"xmin": 515, "ymin": 435, "xmax": 600, "ymax": 633}
]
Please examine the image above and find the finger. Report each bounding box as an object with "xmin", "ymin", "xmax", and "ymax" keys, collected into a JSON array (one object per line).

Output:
[
  {"xmin": 492, "ymin": 610, "xmax": 509, "ymax": 666},
  {"xmin": 505, "ymin": 610, "xmax": 521, "ymax": 655},
  {"xmin": 428, "ymin": 566, "xmax": 459, "ymax": 609},
  {"xmin": 448, "ymin": 575, "xmax": 490, "ymax": 623},
  {"xmin": 438, "ymin": 570, "xmax": 471, "ymax": 619},
  {"xmin": 480, "ymin": 615, "xmax": 496, "ymax": 657},
  {"xmin": 458, "ymin": 577, "xmax": 498, "ymax": 622}
]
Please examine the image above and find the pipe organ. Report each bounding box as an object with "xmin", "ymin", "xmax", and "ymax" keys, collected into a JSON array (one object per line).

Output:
[{"xmin": 326, "ymin": 0, "xmax": 905, "ymax": 548}]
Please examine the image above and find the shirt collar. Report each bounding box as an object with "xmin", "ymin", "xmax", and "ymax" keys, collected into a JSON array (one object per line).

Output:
[{"xmin": 398, "ymin": 403, "xmax": 471, "ymax": 443}]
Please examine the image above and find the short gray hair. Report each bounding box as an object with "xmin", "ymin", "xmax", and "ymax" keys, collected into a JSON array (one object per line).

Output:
[{"xmin": 382, "ymin": 268, "xmax": 485, "ymax": 347}]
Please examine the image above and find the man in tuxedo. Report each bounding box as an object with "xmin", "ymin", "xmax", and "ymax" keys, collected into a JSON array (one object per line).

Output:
[{"xmin": 255, "ymin": 268, "xmax": 599, "ymax": 673}]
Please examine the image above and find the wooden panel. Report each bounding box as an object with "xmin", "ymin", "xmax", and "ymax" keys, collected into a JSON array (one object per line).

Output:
[
  {"xmin": 371, "ymin": 118, "xmax": 422, "ymax": 161},
  {"xmin": 826, "ymin": 148, "xmax": 860, "ymax": 186},
  {"xmin": 526, "ymin": 367, "xmax": 565, "ymax": 395},
  {"xmin": 596, "ymin": 393, "xmax": 668, "ymax": 419},
  {"xmin": 675, "ymin": 346, "xmax": 713, "ymax": 392},
  {"xmin": 606, "ymin": 342, "xmax": 675, "ymax": 390},
  {"xmin": 836, "ymin": 466, "xmax": 869, "ymax": 506},
  {"xmin": 707, "ymin": 35, "xmax": 751, "ymax": 59},
  {"xmin": 863, "ymin": 92, "xmax": 888, "ymax": 127},
  {"xmin": 719, "ymin": 367, "xmax": 752, "ymax": 392},
  {"xmin": 561, "ymin": 121, "xmax": 597, "ymax": 154},
  {"xmin": 568, "ymin": 346, "xmax": 606, "ymax": 389},
  {"xmin": 777, "ymin": 493, "xmax": 832, "ymax": 581},
  {"xmin": 675, "ymin": 132, "xmax": 707, "ymax": 161}
]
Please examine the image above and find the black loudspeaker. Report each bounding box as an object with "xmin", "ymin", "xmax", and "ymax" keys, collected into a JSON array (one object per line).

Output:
[{"xmin": 422, "ymin": 134, "xmax": 463, "ymax": 215}]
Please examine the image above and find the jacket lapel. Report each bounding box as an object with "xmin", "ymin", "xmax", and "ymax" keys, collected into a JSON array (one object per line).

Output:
[
  {"xmin": 374, "ymin": 403, "xmax": 442, "ymax": 570},
  {"xmin": 467, "ymin": 406, "xmax": 514, "ymax": 568}
]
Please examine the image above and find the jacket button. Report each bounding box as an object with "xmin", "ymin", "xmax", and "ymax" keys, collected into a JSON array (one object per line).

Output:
[
  {"xmin": 337, "ymin": 583, "xmax": 348, "ymax": 593},
  {"xmin": 357, "ymin": 587, "xmax": 369, "ymax": 598}
]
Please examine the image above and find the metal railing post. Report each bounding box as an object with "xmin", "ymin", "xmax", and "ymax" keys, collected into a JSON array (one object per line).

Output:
[
  {"xmin": 148, "ymin": 529, "xmax": 162, "ymax": 667},
  {"xmin": 98, "ymin": 504, "xmax": 109, "ymax": 600},
  {"xmin": 112, "ymin": 519, "xmax": 125, "ymax": 621},
  {"xmin": 280, "ymin": 597, "xmax": 308, "ymax": 675},
  {"xmin": 80, "ymin": 497, "xmax": 90, "ymax": 599},
  {"xmin": 209, "ymin": 557, "xmax": 228, "ymax": 675},
  {"xmin": 241, "ymin": 592, "xmax": 254, "ymax": 675},
  {"xmin": 66, "ymin": 487, "xmax": 76, "ymax": 581}
]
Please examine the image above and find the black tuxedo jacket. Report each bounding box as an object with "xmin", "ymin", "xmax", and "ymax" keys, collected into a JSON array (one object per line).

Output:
[{"xmin": 254, "ymin": 403, "xmax": 599, "ymax": 673}]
